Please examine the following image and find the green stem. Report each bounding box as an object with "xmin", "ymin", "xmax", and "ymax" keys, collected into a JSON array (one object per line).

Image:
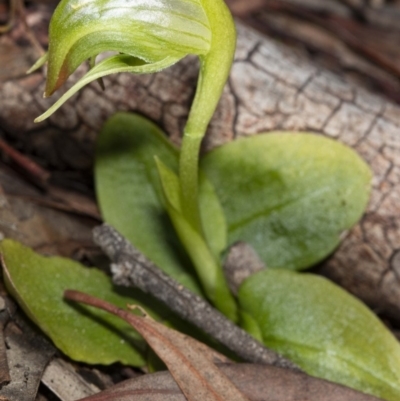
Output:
[
  {"xmin": 174, "ymin": 0, "xmax": 237, "ymax": 319},
  {"xmin": 179, "ymin": 132, "xmax": 203, "ymax": 232},
  {"xmin": 179, "ymin": 0, "xmax": 236, "ymax": 223}
]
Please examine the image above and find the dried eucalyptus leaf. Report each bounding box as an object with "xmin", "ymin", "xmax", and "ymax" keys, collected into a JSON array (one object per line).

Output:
[
  {"xmin": 74, "ymin": 363, "xmax": 381, "ymax": 401},
  {"xmin": 238, "ymin": 269, "xmax": 400, "ymax": 401},
  {"xmin": 64, "ymin": 290, "xmax": 250, "ymax": 401},
  {"xmin": 202, "ymin": 133, "xmax": 371, "ymax": 271},
  {"xmin": 1, "ymin": 239, "xmax": 149, "ymax": 366}
]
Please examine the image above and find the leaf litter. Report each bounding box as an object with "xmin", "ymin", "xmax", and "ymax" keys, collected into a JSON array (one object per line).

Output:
[
  {"xmin": 63, "ymin": 290, "xmax": 382, "ymax": 401},
  {"xmin": 64, "ymin": 290, "xmax": 251, "ymax": 401}
]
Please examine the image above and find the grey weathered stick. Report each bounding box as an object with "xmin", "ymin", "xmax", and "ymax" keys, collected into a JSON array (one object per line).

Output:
[
  {"xmin": 223, "ymin": 241, "xmax": 266, "ymax": 296},
  {"xmin": 93, "ymin": 223, "xmax": 297, "ymax": 370}
]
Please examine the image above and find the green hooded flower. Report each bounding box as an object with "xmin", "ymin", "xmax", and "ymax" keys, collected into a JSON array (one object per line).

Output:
[{"xmin": 34, "ymin": 0, "xmax": 236, "ymax": 126}]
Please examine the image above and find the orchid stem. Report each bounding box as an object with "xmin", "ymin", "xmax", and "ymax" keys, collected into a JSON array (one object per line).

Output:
[
  {"xmin": 179, "ymin": 132, "xmax": 203, "ymax": 233},
  {"xmin": 174, "ymin": 1, "xmax": 238, "ymax": 320}
]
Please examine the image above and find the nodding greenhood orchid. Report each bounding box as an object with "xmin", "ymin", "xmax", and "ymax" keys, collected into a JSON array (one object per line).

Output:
[
  {"xmin": 34, "ymin": 0, "xmax": 236, "ymax": 130},
  {"xmin": 34, "ymin": 0, "xmax": 237, "ymax": 320}
]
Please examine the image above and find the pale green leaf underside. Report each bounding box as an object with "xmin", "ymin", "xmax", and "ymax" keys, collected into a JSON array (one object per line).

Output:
[
  {"xmin": 201, "ymin": 133, "xmax": 371, "ymax": 270},
  {"xmin": 155, "ymin": 156, "xmax": 182, "ymax": 213},
  {"xmin": 46, "ymin": 0, "xmax": 211, "ymax": 94},
  {"xmin": 1, "ymin": 239, "xmax": 151, "ymax": 366},
  {"xmin": 35, "ymin": 55, "xmax": 180, "ymax": 122},
  {"xmin": 238, "ymin": 269, "xmax": 400, "ymax": 401},
  {"xmin": 95, "ymin": 112, "xmax": 226, "ymax": 295}
]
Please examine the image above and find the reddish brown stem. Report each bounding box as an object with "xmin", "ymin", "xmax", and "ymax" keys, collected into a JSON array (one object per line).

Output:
[
  {"xmin": 64, "ymin": 290, "xmax": 155, "ymax": 341},
  {"xmin": 64, "ymin": 290, "xmax": 133, "ymax": 323},
  {"xmin": 0, "ymin": 138, "xmax": 50, "ymax": 189}
]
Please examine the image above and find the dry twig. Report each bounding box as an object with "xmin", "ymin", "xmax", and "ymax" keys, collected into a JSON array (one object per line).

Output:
[{"xmin": 93, "ymin": 224, "xmax": 298, "ymax": 370}]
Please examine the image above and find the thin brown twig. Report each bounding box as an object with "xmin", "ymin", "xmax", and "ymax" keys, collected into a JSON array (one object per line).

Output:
[
  {"xmin": 0, "ymin": 0, "xmax": 16, "ymax": 33},
  {"xmin": 93, "ymin": 224, "xmax": 299, "ymax": 370},
  {"xmin": 0, "ymin": 0, "xmax": 45, "ymax": 56},
  {"xmin": 0, "ymin": 138, "xmax": 50, "ymax": 189},
  {"xmin": 14, "ymin": 0, "xmax": 45, "ymax": 56}
]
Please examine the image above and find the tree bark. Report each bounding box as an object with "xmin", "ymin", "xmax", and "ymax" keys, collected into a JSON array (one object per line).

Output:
[{"xmin": 1, "ymin": 16, "xmax": 400, "ymax": 320}]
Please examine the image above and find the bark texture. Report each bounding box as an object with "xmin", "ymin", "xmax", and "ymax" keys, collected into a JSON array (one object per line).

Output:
[{"xmin": 1, "ymin": 20, "xmax": 400, "ymax": 319}]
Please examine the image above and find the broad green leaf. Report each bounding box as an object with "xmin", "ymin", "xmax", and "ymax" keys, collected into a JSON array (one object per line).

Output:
[
  {"xmin": 1, "ymin": 239, "xmax": 150, "ymax": 366},
  {"xmin": 238, "ymin": 269, "xmax": 400, "ymax": 401},
  {"xmin": 44, "ymin": 0, "xmax": 211, "ymax": 95},
  {"xmin": 35, "ymin": 55, "xmax": 180, "ymax": 122},
  {"xmin": 95, "ymin": 112, "xmax": 226, "ymax": 295},
  {"xmin": 202, "ymin": 133, "xmax": 371, "ymax": 270}
]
